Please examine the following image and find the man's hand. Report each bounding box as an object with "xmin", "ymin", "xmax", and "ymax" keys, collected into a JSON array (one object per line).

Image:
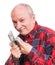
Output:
[
  {"xmin": 15, "ymin": 37, "xmax": 33, "ymax": 55},
  {"xmin": 9, "ymin": 37, "xmax": 33, "ymax": 59},
  {"xmin": 10, "ymin": 42, "xmax": 22, "ymax": 59}
]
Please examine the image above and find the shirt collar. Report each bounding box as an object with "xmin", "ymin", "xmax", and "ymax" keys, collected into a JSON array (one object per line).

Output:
[{"xmin": 25, "ymin": 21, "xmax": 39, "ymax": 39}]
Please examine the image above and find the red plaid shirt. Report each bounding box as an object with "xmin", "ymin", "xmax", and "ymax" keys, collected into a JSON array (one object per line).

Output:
[{"xmin": 5, "ymin": 22, "xmax": 55, "ymax": 65}]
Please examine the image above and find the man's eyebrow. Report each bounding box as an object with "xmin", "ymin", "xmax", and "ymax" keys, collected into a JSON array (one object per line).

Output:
[{"xmin": 19, "ymin": 17, "xmax": 24, "ymax": 21}]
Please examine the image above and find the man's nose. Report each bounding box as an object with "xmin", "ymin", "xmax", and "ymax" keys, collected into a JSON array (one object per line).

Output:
[{"xmin": 16, "ymin": 22, "xmax": 22, "ymax": 29}]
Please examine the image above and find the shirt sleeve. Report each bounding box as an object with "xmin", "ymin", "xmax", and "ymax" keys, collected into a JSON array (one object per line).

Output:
[
  {"xmin": 28, "ymin": 47, "xmax": 45, "ymax": 65},
  {"xmin": 5, "ymin": 54, "xmax": 20, "ymax": 65},
  {"xmin": 28, "ymin": 33, "xmax": 55, "ymax": 65}
]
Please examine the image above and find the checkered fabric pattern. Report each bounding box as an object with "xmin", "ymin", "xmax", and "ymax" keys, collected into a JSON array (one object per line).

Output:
[{"xmin": 5, "ymin": 22, "xmax": 55, "ymax": 65}]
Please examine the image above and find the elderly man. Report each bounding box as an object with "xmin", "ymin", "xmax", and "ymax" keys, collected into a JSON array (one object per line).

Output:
[{"xmin": 5, "ymin": 3, "xmax": 55, "ymax": 65}]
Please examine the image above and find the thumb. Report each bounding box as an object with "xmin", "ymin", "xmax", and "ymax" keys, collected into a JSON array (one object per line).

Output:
[{"xmin": 9, "ymin": 42, "xmax": 16, "ymax": 47}]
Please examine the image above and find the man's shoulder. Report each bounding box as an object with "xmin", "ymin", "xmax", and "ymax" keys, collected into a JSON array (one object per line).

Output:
[{"xmin": 39, "ymin": 25, "xmax": 55, "ymax": 34}]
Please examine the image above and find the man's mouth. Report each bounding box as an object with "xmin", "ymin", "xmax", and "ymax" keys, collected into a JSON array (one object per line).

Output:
[{"xmin": 18, "ymin": 27, "xmax": 26, "ymax": 32}]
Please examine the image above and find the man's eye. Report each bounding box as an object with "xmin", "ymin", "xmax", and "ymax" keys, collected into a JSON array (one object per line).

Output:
[
  {"xmin": 20, "ymin": 19, "xmax": 24, "ymax": 22},
  {"xmin": 13, "ymin": 21, "xmax": 17, "ymax": 23}
]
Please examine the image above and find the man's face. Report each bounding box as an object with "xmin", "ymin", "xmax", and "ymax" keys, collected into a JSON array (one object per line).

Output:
[{"xmin": 11, "ymin": 6, "xmax": 35, "ymax": 35}]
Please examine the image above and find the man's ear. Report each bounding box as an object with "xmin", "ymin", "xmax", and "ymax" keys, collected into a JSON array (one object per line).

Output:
[{"xmin": 32, "ymin": 14, "xmax": 35, "ymax": 20}]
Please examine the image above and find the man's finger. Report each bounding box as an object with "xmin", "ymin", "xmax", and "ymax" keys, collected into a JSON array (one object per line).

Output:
[{"xmin": 9, "ymin": 42, "xmax": 16, "ymax": 47}]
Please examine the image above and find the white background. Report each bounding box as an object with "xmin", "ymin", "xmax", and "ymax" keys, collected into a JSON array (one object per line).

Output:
[{"xmin": 0, "ymin": 0, "xmax": 55, "ymax": 65}]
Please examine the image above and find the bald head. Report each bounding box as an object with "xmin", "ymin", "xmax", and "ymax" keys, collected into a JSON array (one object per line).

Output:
[{"xmin": 11, "ymin": 3, "xmax": 34, "ymax": 17}]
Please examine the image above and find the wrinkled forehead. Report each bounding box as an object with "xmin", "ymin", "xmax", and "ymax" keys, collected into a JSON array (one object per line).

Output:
[{"xmin": 11, "ymin": 5, "xmax": 28, "ymax": 17}]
